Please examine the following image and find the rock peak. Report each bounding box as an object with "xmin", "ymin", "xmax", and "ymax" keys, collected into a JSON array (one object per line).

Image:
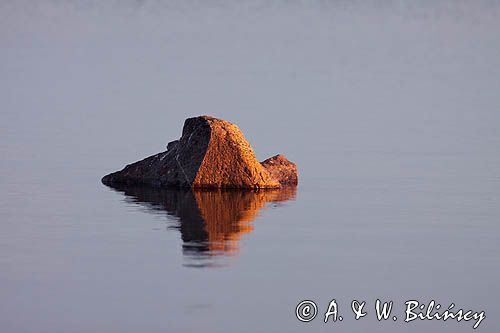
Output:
[
  {"xmin": 261, "ymin": 154, "xmax": 298, "ymax": 186},
  {"xmin": 102, "ymin": 116, "xmax": 298, "ymax": 189}
]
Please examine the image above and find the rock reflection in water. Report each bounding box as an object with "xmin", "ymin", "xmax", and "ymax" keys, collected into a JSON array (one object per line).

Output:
[{"xmin": 107, "ymin": 185, "xmax": 296, "ymax": 267}]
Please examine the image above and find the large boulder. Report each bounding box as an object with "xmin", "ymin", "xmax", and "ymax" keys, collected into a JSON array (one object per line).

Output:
[{"xmin": 102, "ymin": 116, "xmax": 298, "ymax": 189}]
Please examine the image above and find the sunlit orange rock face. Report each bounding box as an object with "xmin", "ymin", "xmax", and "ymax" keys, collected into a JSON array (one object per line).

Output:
[
  {"xmin": 102, "ymin": 116, "xmax": 298, "ymax": 189},
  {"xmin": 261, "ymin": 154, "xmax": 298, "ymax": 186},
  {"xmin": 109, "ymin": 186, "xmax": 296, "ymax": 261}
]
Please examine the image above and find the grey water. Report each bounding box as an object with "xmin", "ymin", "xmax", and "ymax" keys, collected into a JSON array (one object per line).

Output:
[{"xmin": 1, "ymin": 1, "xmax": 500, "ymax": 332}]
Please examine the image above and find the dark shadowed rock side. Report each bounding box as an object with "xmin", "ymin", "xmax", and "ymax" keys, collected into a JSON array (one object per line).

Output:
[{"xmin": 102, "ymin": 116, "xmax": 298, "ymax": 189}]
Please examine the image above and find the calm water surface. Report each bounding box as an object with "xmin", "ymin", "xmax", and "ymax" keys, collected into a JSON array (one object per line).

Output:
[{"xmin": 1, "ymin": 1, "xmax": 500, "ymax": 332}]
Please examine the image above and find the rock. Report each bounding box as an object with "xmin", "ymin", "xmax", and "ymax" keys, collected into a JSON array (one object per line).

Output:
[
  {"xmin": 166, "ymin": 140, "xmax": 179, "ymax": 151},
  {"xmin": 102, "ymin": 116, "xmax": 298, "ymax": 189},
  {"xmin": 261, "ymin": 154, "xmax": 298, "ymax": 186}
]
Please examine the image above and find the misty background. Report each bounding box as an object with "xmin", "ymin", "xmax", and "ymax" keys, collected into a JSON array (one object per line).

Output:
[{"xmin": 1, "ymin": 1, "xmax": 499, "ymax": 332}]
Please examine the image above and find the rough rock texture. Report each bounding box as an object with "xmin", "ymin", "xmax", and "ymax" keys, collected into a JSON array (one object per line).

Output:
[
  {"xmin": 261, "ymin": 154, "xmax": 298, "ymax": 186},
  {"xmin": 102, "ymin": 116, "xmax": 298, "ymax": 189}
]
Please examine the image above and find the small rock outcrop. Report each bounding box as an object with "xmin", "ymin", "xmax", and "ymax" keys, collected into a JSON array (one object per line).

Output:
[
  {"xmin": 102, "ymin": 116, "xmax": 298, "ymax": 189},
  {"xmin": 261, "ymin": 154, "xmax": 298, "ymax": 186}
]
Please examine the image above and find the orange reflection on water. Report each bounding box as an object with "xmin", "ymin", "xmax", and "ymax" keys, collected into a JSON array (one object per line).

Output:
[
  {"xmin": 107, "ymin": 185, "xmax": 296, "ymax": 265},
  {"xmin": 193, "ymin": 188, "xmax": 296, "ymax": 255}
]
